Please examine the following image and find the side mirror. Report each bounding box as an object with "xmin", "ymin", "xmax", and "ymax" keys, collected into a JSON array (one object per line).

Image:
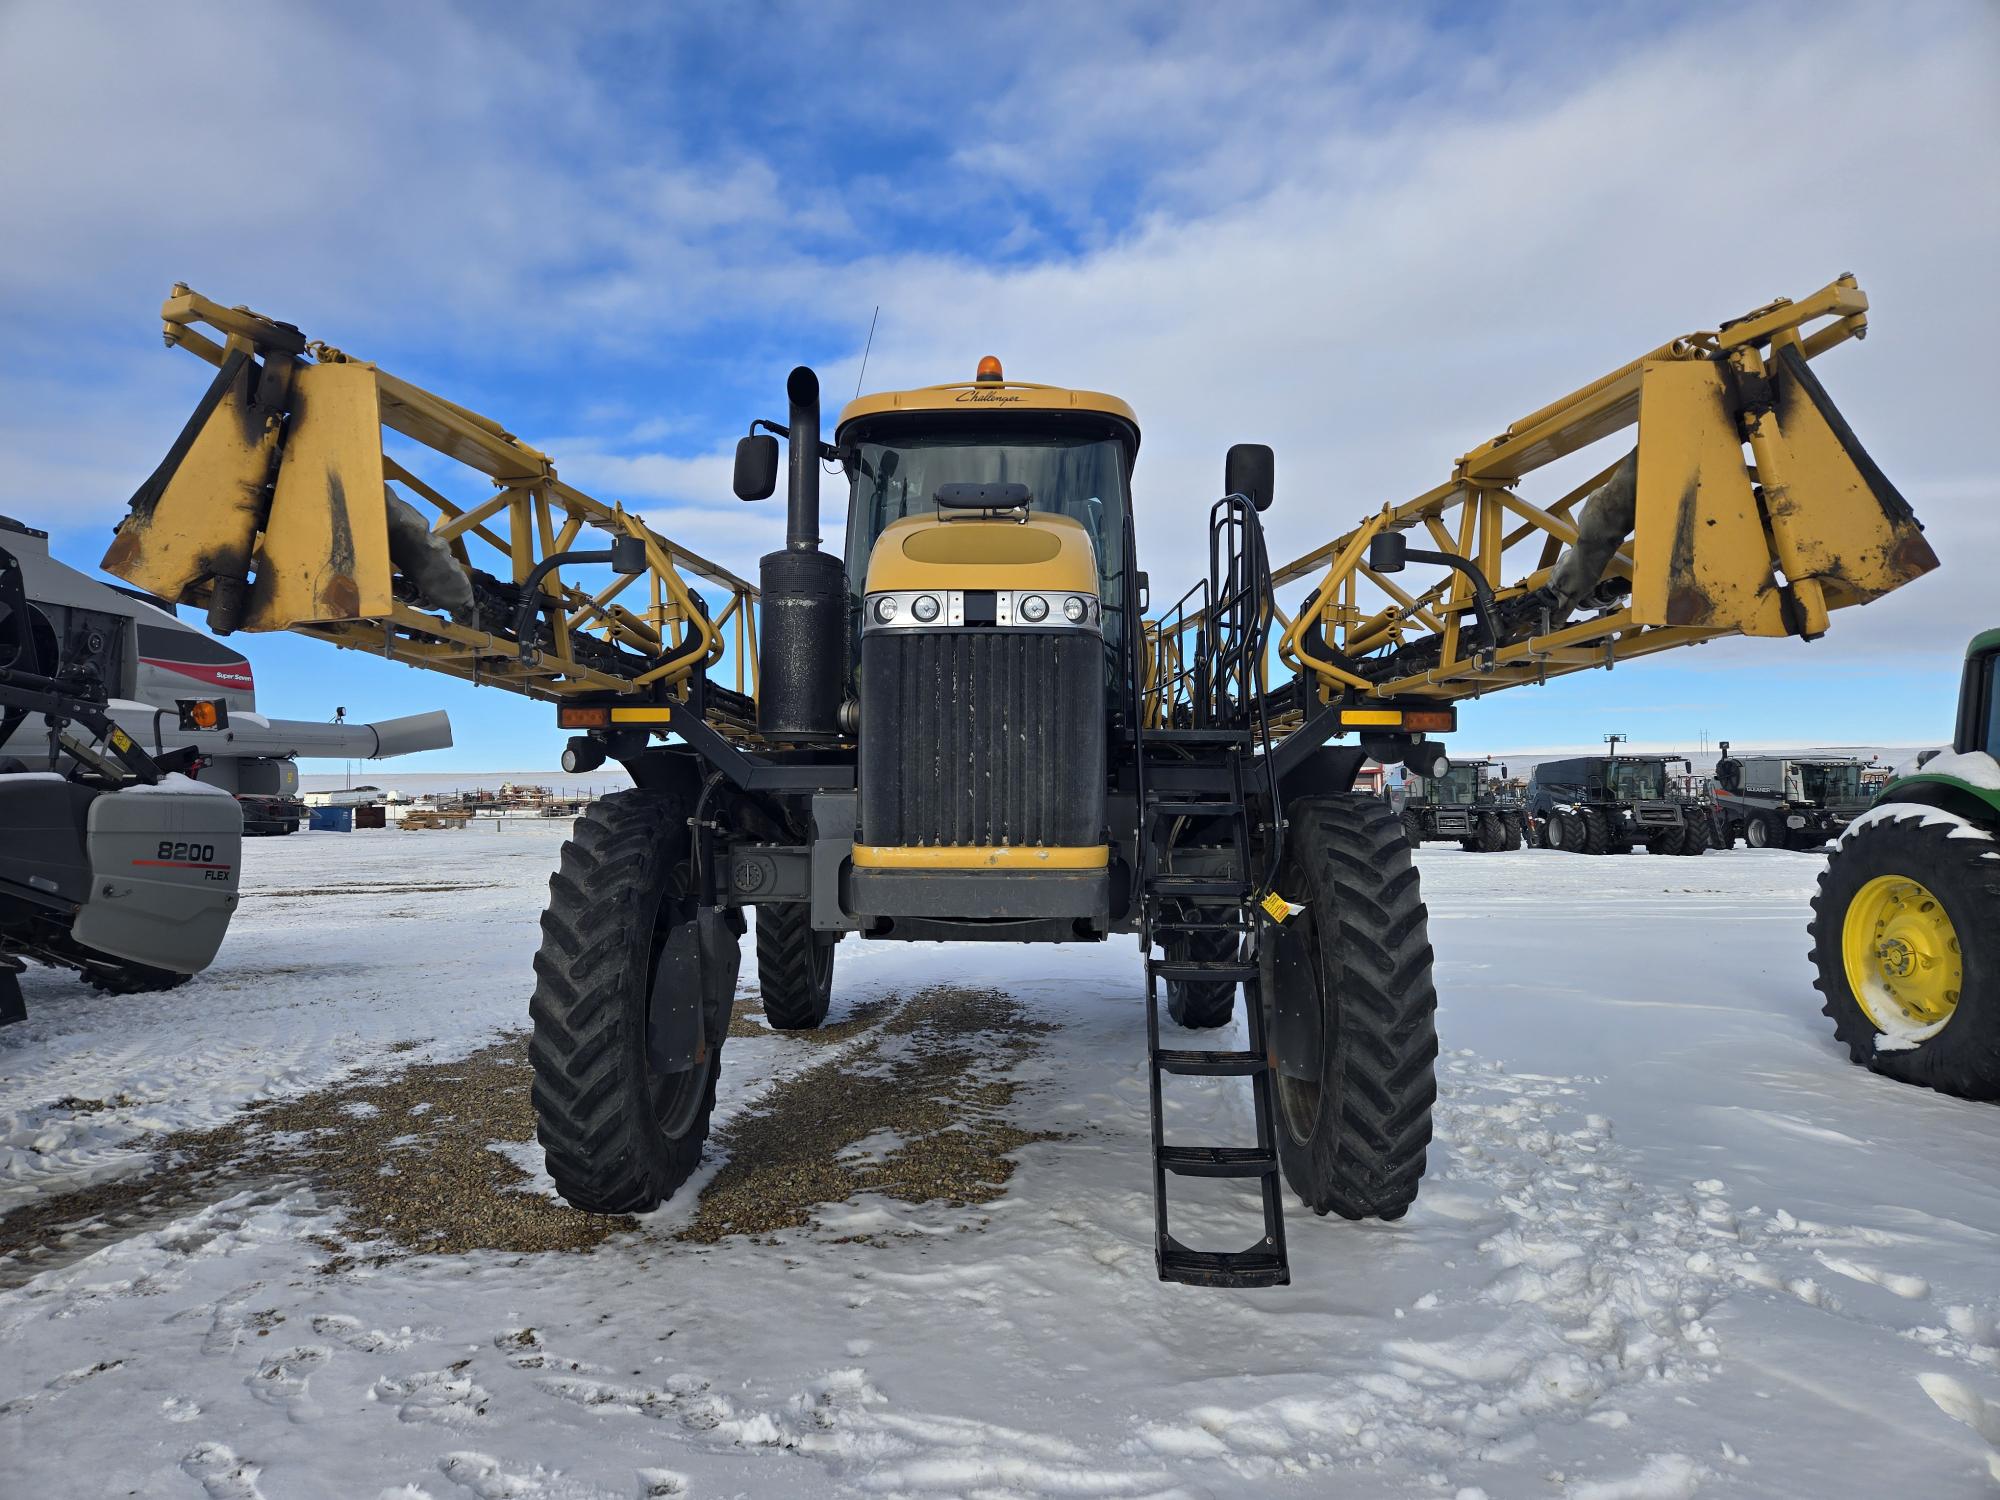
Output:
[
  {"xmin": 1224, "ymin": 443, "xmax": 1275, "ymax": 512},
  {"xmin": 733, "ymin": 433, "xmax": 779, "ymax": 501},
  {"xmin": 1368, "ymin": 531, "xmax": 1408, "ymax": 574}
]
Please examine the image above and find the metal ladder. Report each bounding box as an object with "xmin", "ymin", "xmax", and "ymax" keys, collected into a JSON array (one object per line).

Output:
[{"xmin": 1139, "ymin": 729, "xmax": 1289, "ymax": 1288}]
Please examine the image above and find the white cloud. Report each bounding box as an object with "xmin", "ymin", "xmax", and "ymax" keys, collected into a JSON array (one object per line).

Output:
[{"xmin": 5, "ymin": 0, "xmax": 1993, "ymax": 692}]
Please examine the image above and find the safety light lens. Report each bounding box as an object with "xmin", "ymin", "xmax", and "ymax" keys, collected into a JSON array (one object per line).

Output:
[
  {"xmin": 1019, "ymin": 595, "xmax": 1049, "ymax": 622},
  {"xmin": 176, "ymin": 697, "xmax": 225, "ymax": 731},
  {"xmin": 875, "ymin": 596, "xmax": 898, "ymax": 622},
  {"xmin": 976, "ymin": 355, "xmax": 1004, "ymax": 383},
  {"xmin": 911, "ymin": 594, "xmax": 940, "ymax": 623},
  {"xmin": 1062, "ymin": 596, "xmax": 1088, "ymax": 623}
]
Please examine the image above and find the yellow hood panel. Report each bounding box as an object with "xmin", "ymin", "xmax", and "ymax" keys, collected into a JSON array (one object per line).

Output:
[{"xmin": 864, "ymin": 513, "xmax": 1099, "ymax": 593}]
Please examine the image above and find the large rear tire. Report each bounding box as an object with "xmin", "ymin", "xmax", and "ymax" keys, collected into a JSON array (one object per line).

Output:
[
  {"xmin": 1675, "ymin": 812, "xmax": 1711, "ymax": 856},
  {"xmin": 1810, "ymin": 812, "xmax": 1999, "ymax": 1100},
  {"xmin": 1578, "ymin": 808, "xmax": 1612, "ymax": 855},
  {"xmin": 755, "ymin": 904, "xmax": 836, "ymax": 1030},
  {"xmin": 529, "ymin": 790, "xmax": 741, "ymax": 1213},
  {"xmin": 1262, "ymin": 796, "xmax": 1437, "ymax": 1219}
]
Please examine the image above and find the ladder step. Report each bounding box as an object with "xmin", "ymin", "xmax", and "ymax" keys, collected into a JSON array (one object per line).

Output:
[
  {"xmin": 1149, "ymin": 799, "xmax": 1244, "ymax": 817},
  {"xmin": 1158, "ymin": 1145, "xmax": 1276, "ymax": 1179},
  {"xmin": 1145, "ymin": 727, "xmax": 1255, "ymax": 744},
  {"xmin": 1148, "ymin": 876, "xmax": 1249, "ymax": 899},
  {"xmin": 1148, "ymin": 916, "xmax": 1253, "ymax": 934},
  {"xmin": 1155, "ymin": 1048, "xmax": 1264, "ymax": 1077},
  {"xmin": 1146, "ymin": 960, "xmax": 1256, "ymax": 983},
  {"xmin": 1158, "ymin": 1237, "xmax": 1290, "ymax": 1289}
]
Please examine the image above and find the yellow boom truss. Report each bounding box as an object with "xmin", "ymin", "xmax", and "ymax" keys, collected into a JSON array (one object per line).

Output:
[
  {"xmin": 1147, "ymin": 275, "xmax": 1935, "ymax": 725},
  {"xmin": 105, "ymin": 287, "xmax": 759, "ymax": 722}
]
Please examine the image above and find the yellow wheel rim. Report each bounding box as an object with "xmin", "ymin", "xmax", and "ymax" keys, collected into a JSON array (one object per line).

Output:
[{"xmin": 1841, "ymin": 873, "xmax": 1962, "ymax": 1038}]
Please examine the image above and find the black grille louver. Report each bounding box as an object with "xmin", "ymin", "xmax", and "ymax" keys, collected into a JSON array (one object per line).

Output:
[{"xmin": 859, "ymin": 631, "xmax": 1104, "ymax": 848}]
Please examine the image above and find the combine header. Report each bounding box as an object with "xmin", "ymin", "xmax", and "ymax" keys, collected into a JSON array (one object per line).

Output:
[{"xmin": 103, "ymin": 276, "xmax": 1935, "ymax": 1285}]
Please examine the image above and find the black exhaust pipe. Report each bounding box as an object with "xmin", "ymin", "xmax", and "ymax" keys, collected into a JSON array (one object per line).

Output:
[{"xmin": 757, "ymin": 366, "xmax": 845, "ymax": 740}]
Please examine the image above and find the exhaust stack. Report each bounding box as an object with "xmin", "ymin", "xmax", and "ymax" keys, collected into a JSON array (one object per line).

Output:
[{"xmin": 757, "ymin": 366, "xmax": 845, "ymax": 741}]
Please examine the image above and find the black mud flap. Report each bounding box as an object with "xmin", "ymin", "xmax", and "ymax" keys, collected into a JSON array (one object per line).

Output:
[{"xmin": 646, "ymin": 906, "xmax": 743, "ymax": 1076}]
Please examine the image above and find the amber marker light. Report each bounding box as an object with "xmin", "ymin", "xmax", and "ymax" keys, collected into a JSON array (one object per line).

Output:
[{"xmin": 975, "ymin": 355, "xmax": 1004, "ymax": 383}]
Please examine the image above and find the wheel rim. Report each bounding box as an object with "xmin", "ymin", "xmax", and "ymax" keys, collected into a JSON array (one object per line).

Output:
[
  {"xmin": 1841, "ymin": 873, "xmax": 1962, "ymax": 1039},
  {"xmin": 1747, "ymin": 819, "xmax": 1767, "ymax": 848}
]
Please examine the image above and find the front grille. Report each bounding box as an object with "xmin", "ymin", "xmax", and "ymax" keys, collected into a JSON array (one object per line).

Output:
[{"xmin": 859, "ymin": 630, "xmax": 1105, "ymax": 847}]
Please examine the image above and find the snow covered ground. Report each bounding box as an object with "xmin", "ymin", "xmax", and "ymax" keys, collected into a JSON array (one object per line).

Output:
[{"xmin": 2, "ymin": 825, "xmax": 1997, "ymax": 1498}]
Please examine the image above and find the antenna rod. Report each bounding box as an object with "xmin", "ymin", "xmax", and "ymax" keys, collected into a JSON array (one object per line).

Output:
[{"xmin": 854, "ymin": 305, "xmax": 880, "ymax": 401}]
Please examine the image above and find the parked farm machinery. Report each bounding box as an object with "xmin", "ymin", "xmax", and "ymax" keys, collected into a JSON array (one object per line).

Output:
[{"xmin": 102, "ymin": 276, "xmax": 1936, "ymax": 1283}]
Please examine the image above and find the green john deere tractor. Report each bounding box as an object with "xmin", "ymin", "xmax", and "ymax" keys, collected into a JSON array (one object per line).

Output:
[{"xmin": 1811, "ymin": 629, "xmax": 2000, "ymax": 1099}]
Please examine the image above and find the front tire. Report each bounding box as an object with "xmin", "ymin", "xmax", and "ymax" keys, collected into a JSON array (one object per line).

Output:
[
  {"xmin": 1262, "ymin": 796, "xmax": 1437, "ymax": 1219},
  {"xmin": 529, "ymin": 790, "xmax": 742, "ymax": 1213},
  {"xmin": 755, "ymin": 904, "xmax": 836, "ymax": 1030},
  {"xmin": 1810, "ymin": 812, "xmax": 1999, "ymax": 1100}
]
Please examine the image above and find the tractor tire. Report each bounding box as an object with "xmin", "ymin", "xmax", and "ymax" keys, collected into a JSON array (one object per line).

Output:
[
  {"xmin": 1501, "ymin": 813, "xmax": 1524, "ymax": 851},
  {"xmin": 529, "ymin": 789, "xmax": 742, "ymax": 1213},
  {"xmin": 1262, "ymin": 795, "xmax": 1437, "ymax": 1219},
  {"xmin": 1476, "ymin": 811, "xmax": 1506, "ymax": 852},
  {"xmin": 1164, "ymin": 918, "xmax": 1238, "ymax": 1029},
  {"xmin": 754, "ymin": 904, "xmax": 836, "ymax": 1030},
  {"xmin": 1647, "ymin": 827, "xmax": 1685, "ymax": 855},
  {"xmin": 1401, "ymin": 810, "xmax": 1425, "ymax": 847},
  {"xmin": 1745, "ymin": 813, "xmax": 1776, "ymax": 849},
  {"xmin": 78, "ymin": 960, "xmax": 192, "ymax": 996},
  {"xmin": 1536, "ymin": 813, "xmax": 1561, "ymax": 849},
  {"xmin": 1675, "ymin": 814, "xmax": 1711, "ymax": 856},
  {"xmin": 1810, "ymin": 812, "xmax": 1999, "ymax": 1100},
  {"xmin": 1711, "ymin": 809, "xmax": 1734, "ymax": 849},
  {"xmin": 1578, "ymin": 808, "xmax": 1612, "ymax": 855}
]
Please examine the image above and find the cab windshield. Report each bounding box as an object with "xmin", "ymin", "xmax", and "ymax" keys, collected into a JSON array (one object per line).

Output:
[
  {"xmin": 1801, "ymin": 763, "xmax": 1862, "ymax": 802},
  {"xmin": 1436, "ymin": 765, "xmax": 1483, "ymax": 805},
  {"xmin": 843, "ymin": 428, "xmax": 1130, "ymax": 650},
  {"xmin": 1605, "ymin": 760, "xmax": 1665, "ymax": 799}
]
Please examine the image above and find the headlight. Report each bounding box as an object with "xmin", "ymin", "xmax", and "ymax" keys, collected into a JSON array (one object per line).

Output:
[
  {"xmin": 875, "ymin": 596, "xmax": 898, "ymax": 623},
  {"xmin": 911, "ymin": 594, "xmax": 940, "ymax": 623},
  {"xmin": 1062, "ymin": 596, "xmax": 1088, "ymax": 623},
  {"xmin": 1019, "ymin": 595, "xmax": 1049, "ymax": 623}
]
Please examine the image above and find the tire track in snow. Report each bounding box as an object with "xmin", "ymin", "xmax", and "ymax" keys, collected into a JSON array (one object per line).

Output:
[{"xmin": 1130, "ymin": 1053, "xmax": 1734, "ymax": 1484}]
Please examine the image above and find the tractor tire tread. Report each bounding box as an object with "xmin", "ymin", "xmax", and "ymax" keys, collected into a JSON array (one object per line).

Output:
[
  {"xmin": 1279, "ymin": 796, "xmax": 1437, "ymax": 1220},
  {"xmin": 528, "ymin": 789, "xmax": 719, "ymax": 1215},
  {"xmin": 1810, "ymin": 812, "xmax": 2000, "ymax": 1101}
]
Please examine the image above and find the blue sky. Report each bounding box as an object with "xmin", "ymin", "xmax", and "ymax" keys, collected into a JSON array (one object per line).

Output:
[{"xmin": 3, "ymin": 1, "xmax": 1995, "ymax": 768}]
